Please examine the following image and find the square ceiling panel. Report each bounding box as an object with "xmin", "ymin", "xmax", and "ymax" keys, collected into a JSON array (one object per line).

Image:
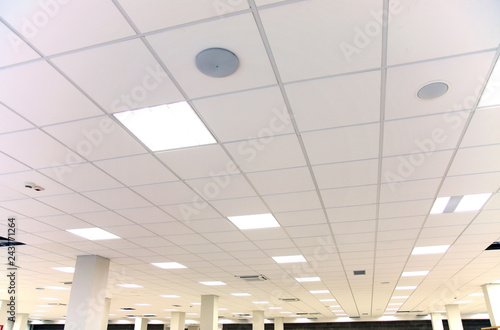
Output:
[
  {"xmin": 0, "ymin": 61, "xmax": 103, "ymax": 126},
  {"xmin": 259, "ymin": 0, "xmax": 383, "ymax": 82},
  {"xmin": 0, "ymin": 0, "xmax": 135, "ymax": 55},
  {"xmin": 147, "ymin": 13, "xmax": 276, "ymax": 98},
  {"xmin": 117, "ymin": 0, "xmax": 249, "ymax": 33},
  {"xmin": 0, "ymin": 21, "xmax": 40, "ymax": 67},
  {"xmin": 387, "ymin": 0, "xmax": 500, "ymax": 65},
  {"xmin": 52, "ymin": 39, "xmax": 184, "ymax": 113}
]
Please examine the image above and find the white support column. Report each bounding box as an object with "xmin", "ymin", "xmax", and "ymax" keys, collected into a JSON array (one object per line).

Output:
[
  {"xmin": 252, "ymin": 310, "xmax": 264, "ymax": 330},
  {"xmin": 274, "ymin": 317, "xmax": 284, "ymax": 330},
  {"xmin": 445, "ymin": 304, "xmax": 464, "ymax": 330},
  {"xmin": 483, "ymin": 283, "xmax": 500, "ymax": 326},
  {"xmin": 134, "ymin": 317, "xmax": 148, "ymax": 330},
  {"xmin": 200, "ymin": 295, "xmax": 218, "ymax": 330},
  {"xmin": 64, "ymin": 255, "xmax": 110, "ymax": 330},
  {"xmin": 0, "ymin": 300, "xmax": 9, "ymax": 327},
  {"xmin": 12, "ymin": 313, "xmax": 28, "ymax": 330},
  {"xmin": 171, "ymin": 312, "xmax": 186, "ymax": 330},
  {"xmin": 431, "ymin": 313, "xmax": 444, "ymax": 330},
  {"xmin": 100, "ymin": 297, "xmax": 111, "ymax": 330}
]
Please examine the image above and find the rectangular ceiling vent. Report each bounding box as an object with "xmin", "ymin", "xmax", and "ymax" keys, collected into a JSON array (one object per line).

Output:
[
  {"xmin": 235, "ymin": 274, "xmax": 269, "ymax": 282},
  {"xmin": 353, "ymin": 270, "xmax": 366, "ymax": 275},
  {"xmin": 486, "ymin": 242, "xmax": 500, "ymax": 250},
  {"xmin": 279, "ymin": 298, "xmax": 300, "ymax": 302},
  {"xmin": 143, "ymin": 314, "xmax": 156, "ymax": 318}
]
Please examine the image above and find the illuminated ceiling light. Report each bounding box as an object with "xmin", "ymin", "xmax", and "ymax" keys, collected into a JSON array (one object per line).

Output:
[
  {"xmin": 310, "ymin": 290, "xmax": 330, "ymax": 294},
  {"xmin": 272, "ymin": 255, "xmax": 307, "ymax": 264},
  {"xmin": 396, "ymin": 286, "xmax": 418, "ymax": 290},
  {"xmin": 117, "ymin": 284, "xmax": 143, "ymax": 288},
  {"xmin": 231, "ymin": 293, "xmax": 251, "ymax": 296},
  {"xmin": 295, "ymin": 277, "xmax": 321, "ymax": 282},
  {"xmin": 151, "ymin": 262, "xmax": 187, "ymax": 269},
  {"xmin": 402, "ymin": 271, "xmax": 429, "ymax": 277},
  {"xmin": 199, "ymin": 281, "xmax": 226, "ymax": 286},
  {"xmin": 228, "ymin": 213, "xmax": 280, "ymax": 230},
  {"xmin": 66, "ymin": 228, "xmax": 120, "ymax": 240},
  {"xmin": 411, "ymin": 245, "xmax": 449, "ymax": 255},
  {"xmin": 160, "ymin": 295, "xmax": 180, "ymax": 298},
  {"xmin": 114, "ymin": 102, "xmax": 216, "ymax": 152},
  {"xmin": 52, "ymin": 267, "xmax": 75, "ymax": 274},
  {"xmin": 430, "ymin": 193, "xmax": 492, "ymax": 214}
]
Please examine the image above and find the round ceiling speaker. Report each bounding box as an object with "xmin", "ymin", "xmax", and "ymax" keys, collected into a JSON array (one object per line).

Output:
[
  {"xmin": 195, "ymin": 48, "xmax": 239, "ymax": 78},
  {"xmin": 417, "ymin": 82, "xmax": 449, "ymax": 100}
]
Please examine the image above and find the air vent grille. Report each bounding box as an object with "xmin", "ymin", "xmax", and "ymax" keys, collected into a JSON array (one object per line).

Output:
[
  {"xmin": 279, "ymin": 298, "xmax": 300, "ymax": 302},
  {"xmin": 235, "ymin": 274, "xmax": 269, "ymax": 282}
]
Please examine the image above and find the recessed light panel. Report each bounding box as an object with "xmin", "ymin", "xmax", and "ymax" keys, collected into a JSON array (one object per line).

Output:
[
  {"xmin": 117, "ymin": 284, "xmax": 143, "ymax": 288},
  {"xmin": 310, "ymin": 290, "xmax": 330, "ymax": 294},
  {"xmin": 199, "ymin": 281, "xmax": 226, "ymax": 286},
  {"xmin": 396, "ymin": 286, "xmax": 418, "ymax": 290},
  {"xmin": 320, "ymin": 299, "xmax": 336, "ymax": 302},
  {"xmin": 52, "ymin": 267, "xmax": 75, "ymax": 274},
  {"xmin": 455, "ymin": 193, "xmax": 492, "ymax": 212},
  {"xmin": 252, "ymin": 301, "xmax": 269, "ymax": 304},
  {"xmin": 114, "ymin": 102, "xmax": 216, "ymax": 152},
  {"xmin": 160, "ymin": 295, "xmax": 180, "ymax": 298},
  {"xmin": 430, "ymin": 197, "xmax": 451, "ymax": 214},
  {"xmin": 66, "ymin": 228, "xmax": 120, "ymax": 241},
  {"xmin": 231, "ymin": 293, "xmax": 251, "ymax": 296},
  {"xmin": 228, "ymin": 213, "xmax": 280, "ymax": 230},
  {"xmin": 402, "ymin": 271, "xmax": 429, "ymax": 277},
  {"xmin": 295, "ymin": 277, "xmax": 321, "ymax": 282},
  {"xmin": 152, "ymin": 262, "xmax": 187, "ymax": 269},
  {"xmin": 272, "ymin": 255, "xmax": 306, "ymax": 263},
  {"xmin": 412, "ymin": 245, "xmax": 449, "ymax": 255},
  {"xmin": 391, "ymin": 296, "xmax": 409, "ymax": 299}
]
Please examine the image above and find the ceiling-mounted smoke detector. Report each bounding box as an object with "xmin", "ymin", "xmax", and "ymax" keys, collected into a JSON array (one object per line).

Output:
[{"xmin": 196, "ymin": 48, "xmax": 239, "ymax": 77}]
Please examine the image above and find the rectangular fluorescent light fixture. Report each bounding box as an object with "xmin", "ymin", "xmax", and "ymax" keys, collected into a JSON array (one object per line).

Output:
[
  {"xmin": 455, "ymin": 193, "xmax": 492, "ymax": 212},
  {"xmin": 114, "ymin": 102, "xmax": 216, "ymax": 152},
  {"xmin": 412, "ymin": 245, "xmax": 450, "ymax": 255},
  {"xmin": 117, "ymin": 284, "xmax": 143, "ymax": 288},
  {"xmin": 152, "ymin": 262, "xmax": 187, "ymax": 269},
  {"xmin": 191, "ymin": 302, "xmax": 201, "ymax": 305},
  {"xmin": 66, "ymin": 228, "xmax": 120, "ymax": 240},
  {"xmin": 396, "ymin": 286, "xmax": 417, "ymax": 290},
  {"xmin": 320, "ymin": 299, "xmax": 336, "ymax": 302},
  {"xmin": 268, "ymin": 307, "xmax": 282, "ymax": 310},
  {"xmin": 430, "ymin": 193, "xmax": 491, "ymax": 214},
  {"xmin": 228, "ymin": 213, "xmax": 280, "ymax": 230},
  {"xmin": 468, "ymin": 293, "xmax": 484, "ymax": 297},
  {"xmin": 295, "ymin": 277, "xmax": 321, "ymax": 282},
  {"xmin": 456, "ymin": 300, "xmax": 472, "ymax": 304},
  {"xmin": 231, "ymin": 293, "xmax": 251, "ymax": 296},
  {"xmin": 160, "ymin": 295, "xmax": 180, "ymax": 298},
  {"xmin": 252, "ymin": 301, "xmax": 269, "ymax": 304},
  {"xmin": 402, "ymin": 270, "xmax": 429, "ymax": 277},
  {"xmin": 135, "ymin": 303, "xmax": 151, "ymax": 306},
  {"xmin": 199, "ymin": 281, "xmax": 226, "ymax": 286},
  {"xmin": 430, "ymin": 197, "xmax": 451, "ymax": 214},
  {"xmin": 310, "ymin": 290, "xmax": 330, "ymax": 294},
  {"xmin": 272, "ymin": 255, "xmax": 306, "ymax": 263},
  {"xmin": 52, "ymin": 267, "xmax": 75, "ymax": 273},
  {"xmin": 280, "ymin": 311, "xmax": 292, "ymax": 314}
]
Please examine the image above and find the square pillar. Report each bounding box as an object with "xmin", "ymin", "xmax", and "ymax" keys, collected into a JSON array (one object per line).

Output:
[
  {"xmin": 482, "ymin": 283, "xmax": 500, "ymax": 326},
  {"xmin": 445, "ymin": 304, "xmax": 464, "ymax": 330},
  {"xmin": 431, "ymin": 313, "xmax": 444, "ymax": 330},
  {"xmin": 200, "ymin": 295, "xmax": 218, "ymax": 330},
  {"xmin": 252, "ymin": 310, "xmax": 264, "ymax": 330}
]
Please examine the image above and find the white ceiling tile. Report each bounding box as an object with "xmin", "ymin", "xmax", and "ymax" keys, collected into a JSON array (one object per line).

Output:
[
  {"xmin": 259, "ymin": 0, "xmax": 383, "ymax": 82},
  {"xmin": 0, "ymin": 198, "xmax": 63, "ymax": 218},
  {"xmin": 0, "ymin": 21, "xmax": 40, "ymax": 67},
  {"xmin": 439, "ymin": 172, "xmax": 500, "ymax": 197},
  {"xmin": 335, "ymin": 232, "xmax": 375, "ymax": 246},
  {"xmin": 461, "ymin": 107, "xmax": 500, "ymax": 147},
  {"xmin": 419, "ymin": 226, "xmax": 465, "ymax": 239},
  {"xmin": 37, "ymin": 193, "xmax": 106, "ymax": 214},
  {"xmin": 286, "ymin": 70, "xmax": 381, "ymax": 131},
  {"xmin": 326, "ymin": 204, "xmax": 376, "ymax": 223},
  {"xmin": 0, "ymin": 153, "xmax": 30, "ymax": 174},
  {"xmin": 377, "ymin": 229, "xmax": 419, "ymax": 242},
  {"xmin": 186, "ymin": 174, "xmax": 256, "ymax": 201},
  {"xmin": 52, "ymin": 39, "xmax": 183, "ymax": 112},
  {"xmin": 73, "ymin": 210, "xmax": 134, "ymax": 227},
  {"xmin": 209, "ymin": 196, "xmax": 268, "ymax": 217},
  {"xmin": 383, "ymin": 113, "xmax": 468, "ymax": 157},
  {"xmin": 425, "ymin": 213, "xmax": 476, "ymax": 228},
  {"xmin": 378, "ymin": 216, "xmax": 425, "ymax": 232},
  {"xmin": 378, "ymin": 199, "xmax": 433, "ymax": 219},
  {"xmin": 117, "ymin": 0, "xmax": 249, "ymax": 33},
  {"xmin": 102, "ymin": 225, "xmax": 154, "ymax": 239},
  {"xmin": 83, "ymin": 188, "xmax": 152, "ymax": 210},
  {"xmin": 94, "ymin": 154, "xmax": 178, "ymax": 186},
  {"xmin": 147, "ymin": 13, "xmax": 275, "ymax": 98},
  {"xmin": 380, "ymin": 178, "xmax": 441, "ymax": 203},
  {"xmin": 246, "ymin": 166, "xmax": 315, "ymax": 195},
  {"xmin": 161, "ymin": 203, "xmax": 221, "ymax": 222},
  {"xmin": 224, "ymin": 134, "xmax": 306, "ymax": 172},
  {"xmin": 313, "ymin": 159, "xmax": 378, "ymax": 190},
  {"xmin": 0, "ymin": 129, "xmax": 79, "ymax": 169},
  {"xmin": 448, "ymin": 145, "xmax": 500, "ymax": 176},
  {"xmin": 0, "ymin": 185, "xmax": 28, "ymax": 201},
  {"xmin": 35, "ymin": 214, "xmax": 92, "ymax": 230},
  {"xmin": 44, "ymin": 116, "xmax": 148, "ymax": 161},
  {"xmin": 142, "ymin": 221, "xmax": 195, "ymax": 237},
  {"xmin": 381, "ymin": 150, "xmax": 453, "ymax": 183},
  {"xmin": 285, "ymin": 224, "xmax": 331, "ymax": 239},
  {"xmin": 0, "ymin": 103, "xmax": 34, "ymax": 134},
  {"xmin": 0, "ymin": 0, "xmax": 135, "ymax": 55},
  {"xmin": 0, "ymin": 170, "xmax": 72, "ymax": 197},
  {"xmin": 39, "ymin": 163, "xmax": 123, "ymax": 192},
  {"xmin": 115, "ymin": 207, "xmax": 176, "ymax": 224},
  {"xmin": 387, "ymin": 0, "xmax": 500, "ymax": 65},
  {"xmin": 321, "ymin": 185, "xmax": 377, "ymax": 208},
  {"xmin": 194, "ymin": 86, "xmax": 293, "ymax": 143},
  {"xmin": 132, "ymin": 181, "xmax": 198, "ymax": 206},
  {"xmin": 242, "ymin": 227, "xmax": 289, "ymax": 241},
  {"xmin": 263, "ymin": 191, "xmax": 321, "ymax": 213},
  {"xmin": 0, "ymin": 61, "xmax": 103, "ymax": 126},
  {"xmin": 274, "ymin": 209, "xmax": 327, "ymax": 227},
  {"xmin": 385, "ymin": 52, "xmax": 495, "ymax": 119},
  {"xmin": 157, "ymin": 144, "xmax": 239, "ymax": 180},
  {"xmin": 302, "ymin": 124, "xmax": 379, "ymax": 165},
  {"xmin": 332, "ymin": 220, "xmax": 376, "ymax": 235},
  {"xmin": 201, "ymin": 230, "xmax": 248, "ymax": 243}
]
